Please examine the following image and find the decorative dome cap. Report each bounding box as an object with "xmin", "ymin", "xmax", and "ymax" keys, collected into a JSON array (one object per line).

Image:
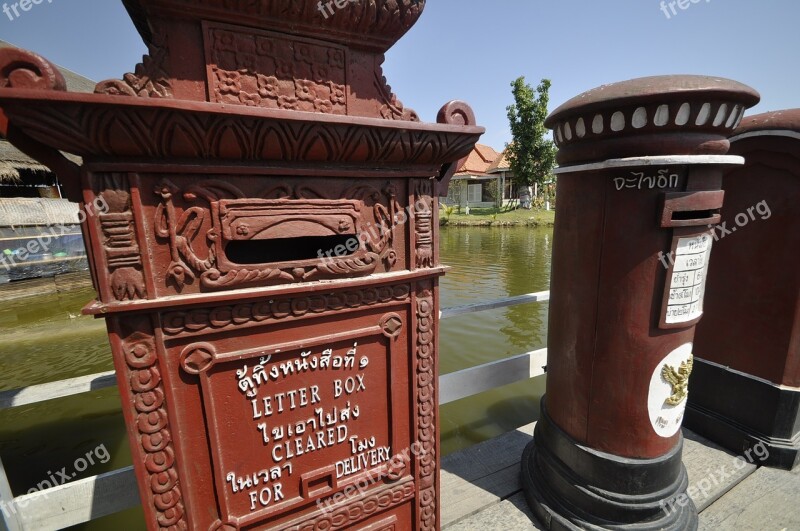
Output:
[
  {"xmin": 546, "ymin": 75, "xmax": 760, "ymax": 165},
  {"xmin": 732, "ymin": 109, "xmax": 800, "ymax": 136}
]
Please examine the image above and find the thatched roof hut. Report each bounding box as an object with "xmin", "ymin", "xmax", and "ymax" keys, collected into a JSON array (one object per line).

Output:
[
  {"xmin": 0, "ymin": 197, "xmax": 82, "ymax": 227},
  {"xmin": 0, "ymin": 141, "xmax": 51, "ymax": 183}
]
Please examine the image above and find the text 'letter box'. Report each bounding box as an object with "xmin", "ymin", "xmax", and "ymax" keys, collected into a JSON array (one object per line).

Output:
[
  {"xmin": 688, "ymin": 110, "xmax": 800, "ymax": 470},
  {"xmin": 521, "ymin": 76, "xmax": 759, "ymax": 530},
  {"xmin": 0, "ymin": 1, "xmax": 483, "ymax": 529}
]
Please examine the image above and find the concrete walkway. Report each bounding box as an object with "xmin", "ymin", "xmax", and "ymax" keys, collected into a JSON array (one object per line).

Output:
[{"xmin": 441, "ymin": 423, "xmax": 800, "ymax": 530}]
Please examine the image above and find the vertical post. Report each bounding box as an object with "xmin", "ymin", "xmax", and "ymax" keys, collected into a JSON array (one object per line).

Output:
[
  {"xmin": 499, "ymin": 173, "xmax": 505, "ymax": 208},
  {"xmin": 0, "ymin": 455, "xmax": 22, "ymax": 531},
  {"xmin": 521, "ymin": 75, "xmax": 760, "ymax": 530},
  {"xmin": 688, "ymin": 110, "xmax": 800, "ymax": 470}
]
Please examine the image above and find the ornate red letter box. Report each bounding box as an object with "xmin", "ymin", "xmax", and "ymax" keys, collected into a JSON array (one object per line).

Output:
[
  {"xmin": 521, "ymin": 76, "xmax": 759, "ymax": 530},
  {"xmin": 688, "ymin": 110, "xmax": 800, "ymax": 470},
  {"xmin": 0, "ymin": 2, "xmax": 482, "ymax": 529}
]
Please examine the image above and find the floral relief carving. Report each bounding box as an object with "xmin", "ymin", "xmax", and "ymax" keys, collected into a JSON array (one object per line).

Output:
[
  {"xmin": 95, "ymin": 25, "xmax": 172, "ymax": 98},
  {"xmin": 257, "ymin": 74, "xmax": 279, "ymax": 99},
  {"xmin": 216, "ymin": 71, "xmax": 240, "ymax": 96},
  {"xmin": 207, "ymin": 26, "xmax": 347, "ymax": 115}
]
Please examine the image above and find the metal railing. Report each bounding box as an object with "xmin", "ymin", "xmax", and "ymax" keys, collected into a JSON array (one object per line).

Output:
[{"xmin": 0, "ymin": 290, "xmax": 550, "ymax": 530}]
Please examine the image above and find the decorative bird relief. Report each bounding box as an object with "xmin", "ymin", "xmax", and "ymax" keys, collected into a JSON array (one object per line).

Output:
[{"xmin": 661, "ymin": 354, "xmax": 693, "ymax": 406}]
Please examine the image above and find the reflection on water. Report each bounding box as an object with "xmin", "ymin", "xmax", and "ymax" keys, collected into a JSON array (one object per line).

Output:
[
  {"xmin": 0, "ymin": 289, "xmax": 109, "ymax": 388},
  {"xmin": 0, "ymin": 225, "xmax": 552, "ymax": 527},
  {"xmin": 439, "ymin": 227, "xmax": 552, "ymax": 456},
  {"xmin": 0, "ymin": 288, "xmax": 141, "ymax": 530}
]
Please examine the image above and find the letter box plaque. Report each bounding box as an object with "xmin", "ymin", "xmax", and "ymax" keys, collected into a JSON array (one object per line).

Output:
[
  {"xmin": 0, "ymin": 1, "xmax": 483, "ymax": 529},
  {"xmin": 204, "ymin": 333, "xmax": 401, "ymax": 520}
]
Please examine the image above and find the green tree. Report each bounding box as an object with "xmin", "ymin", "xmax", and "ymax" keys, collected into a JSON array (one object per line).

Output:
[
  {"xmin": 448, "ymin": 179, "xmax": 467, "ymax": 212},
  {"xmin": 506, "ymin": 77, "xmax": 557, "ymax": 197}
]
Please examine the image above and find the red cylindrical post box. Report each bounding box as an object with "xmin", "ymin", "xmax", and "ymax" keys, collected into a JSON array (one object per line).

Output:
[
  {"xmin": 688, "ymin": 110, "xmax": 800, "ymax": 470},
  {"xmin": 521, "ymin": 76, "xmax": 760, "ymax": 530}
]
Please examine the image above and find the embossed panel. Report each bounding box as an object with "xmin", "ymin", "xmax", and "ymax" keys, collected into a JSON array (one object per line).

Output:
[
  {"xmin": 144, "ymin": 176, "xmax": 407, "ymax": 295},
  {"xmin": 154, "ymin": 293, "xmax": 420, "ymax": 529},
  {"xmin": 204, "ymin": 333, "xmax": 398, "ymax": 524},
  {"xmin": 93, "ymin": 173, "xmax": 149, "ymax": 302},
  {"xmin": 205, "ymin": 22, "xmax": 347, "ymax": 114}
]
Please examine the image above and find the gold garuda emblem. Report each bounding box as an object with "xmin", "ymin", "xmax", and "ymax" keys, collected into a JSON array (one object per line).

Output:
[{"xmin": 661, "ymin": 354, "xmax": 693, "ymax": 406}]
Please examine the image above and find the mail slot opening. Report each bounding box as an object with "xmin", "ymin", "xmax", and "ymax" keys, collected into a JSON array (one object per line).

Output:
[
  {"xmin": 671, "ymin": 209, "xmax": 719, "ymax": 221},
  {"xmin": 225, "ymin": 235, "xmax": 357, "ymax": 264},
  {"xmin": 306, "ymin": 474, "xmax": 334, "ymax": 498}
]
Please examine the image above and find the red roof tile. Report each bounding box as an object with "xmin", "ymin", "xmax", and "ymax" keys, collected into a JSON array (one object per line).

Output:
[
  {"xmin": 487, "ymin": 149, "xmax": 511, "ymax": 173},
  {"xmin": 455, "ymin": 144, "xmax": 500, "ymax": 177}
]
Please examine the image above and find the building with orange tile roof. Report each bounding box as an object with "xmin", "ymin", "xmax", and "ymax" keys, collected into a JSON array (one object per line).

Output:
[{"xmin": 443, "ymin": 144, "xmax": 518, "ymax": 208}]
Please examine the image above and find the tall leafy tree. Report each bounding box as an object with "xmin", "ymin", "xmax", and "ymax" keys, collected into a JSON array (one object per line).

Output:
[{"xmin": 506, "ymin": 77, "xmax": 557, "ymax": 198}]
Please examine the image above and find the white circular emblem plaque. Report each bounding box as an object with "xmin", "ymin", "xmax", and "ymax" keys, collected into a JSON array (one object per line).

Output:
[{"xmin": 648, "ymin": 343, "xmax": 694, "ymax": 438}]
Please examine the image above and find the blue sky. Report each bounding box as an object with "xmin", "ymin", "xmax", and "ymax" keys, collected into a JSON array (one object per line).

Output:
[{"xmin": 1, "ymin": 0, "xmax": 798, "ymax": 150}]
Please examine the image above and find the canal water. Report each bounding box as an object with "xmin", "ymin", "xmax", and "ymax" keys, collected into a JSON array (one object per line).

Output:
[{"xmin": 0, "ymin": 225, "xmax": 552, "ymax": 529}]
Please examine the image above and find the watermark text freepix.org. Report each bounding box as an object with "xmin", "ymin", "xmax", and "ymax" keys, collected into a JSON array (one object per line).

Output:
[
  {"xmin": 2, "ymin": 0, "xmax": 54, "ymax": 22},
  {"xmin": 660, "ymin": 0, "xmax": 711, "ymax": 20},
  {"xmin": 658, "ymin": 199, "xmax": 771, "ymax": 270},
  {"xmin": 315, "ymin": 441, "xmax": 426, "ymax": 515},
  {"xmin": 0, "ymin": 196, "xmax": 108, "ymax": 272},
  {"xmin": 660, "ymin": 441, "xmax": 769, "ymax": 516},
  {"xmin": 316, "ymin": 197, "xmax": 430, "ymax": 266},
  {"xmin": 317, "ymin": 0, "xmax": 356, "ymax": 19},
  {"xmin": 0, "ymin": 444, "xmax": 111, "ymax": 517}
]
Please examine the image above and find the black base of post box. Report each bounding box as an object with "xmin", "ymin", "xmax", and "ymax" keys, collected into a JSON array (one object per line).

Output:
[
  {"xmin": 686, "ymin": 358, "xmax": 800, "ymax": 471},
  {"xmin": 521, "ymin": 401, "xmax": 698, "ymax": 531}
]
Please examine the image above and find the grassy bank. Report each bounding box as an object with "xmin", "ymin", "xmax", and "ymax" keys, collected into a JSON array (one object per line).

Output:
[{"xmin": 440, "ymin": 206, "xmax": 555, "ymax": 227}]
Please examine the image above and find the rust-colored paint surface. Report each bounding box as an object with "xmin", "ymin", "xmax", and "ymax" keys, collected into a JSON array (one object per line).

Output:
[
  {"xmin": 545, "ymin": 76, "xmax": 760, "ymax": 459},
  {"xmin": 695, "ymin": 110, "xmax": 800, "ymax": 388},
  {"xmin": 0, "ymin": 2, "xmax": 483, "ymax": 529}
]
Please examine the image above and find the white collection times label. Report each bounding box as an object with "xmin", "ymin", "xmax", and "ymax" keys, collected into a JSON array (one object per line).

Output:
[{"xmin": 664, "ymin": 234, "xmax": 713, "ymax": 324}]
